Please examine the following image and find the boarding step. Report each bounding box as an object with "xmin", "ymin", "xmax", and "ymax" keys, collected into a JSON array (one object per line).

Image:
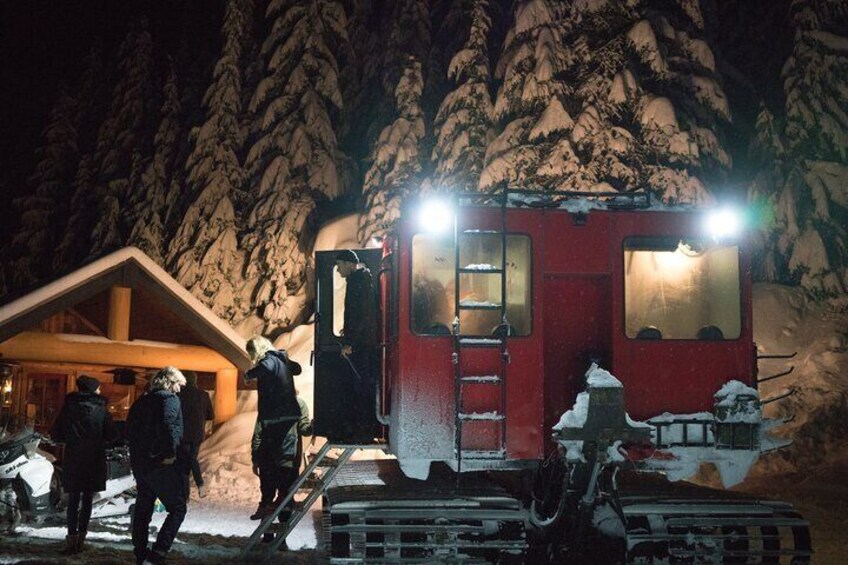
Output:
[
  {"xmin": 457, "ymin": 337, "xmax": 504, "ymax": 347},
  {"xmin": 460, "ymin": 375, "xmax": 501, "ymax": 384},
  {"xmin": 458, "ymin": 411, "xmax": 504, "ymax": 421},
  {"xmin": 458, "ymin": 265, "xmax": 503, "ymax": 273},
  {"xmin": 458, "ymin": 300, "xmax": 502, "ymax": 310},
  {"xmin": 460, "ymin": 449, "xmax": 505, "ymax": 460}
]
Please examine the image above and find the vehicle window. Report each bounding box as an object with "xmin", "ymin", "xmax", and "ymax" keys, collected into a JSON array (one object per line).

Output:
[
  {"xmin": 411, "ymin": 234, "xmax": 532, "ymax": 336},
  {"xmin": 624, "ymin": 237, "xmax": 741, "ymax": 340}
]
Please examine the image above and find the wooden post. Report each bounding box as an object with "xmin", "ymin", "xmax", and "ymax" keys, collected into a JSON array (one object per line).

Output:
[
  {"xmin": 108, "ymin": 286, "xmax": 132, "ymax": 341},
  {"xmin": 215, "ymin": 368, "xmax": 238, "ymax": 424}
]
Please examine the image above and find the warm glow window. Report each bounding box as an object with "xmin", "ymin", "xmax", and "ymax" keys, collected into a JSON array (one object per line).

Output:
[
  {"xmin": 624, "ymin": 238, "xmax": 741, "ymax": 340},
  {"xmin": 411, "ymin": 234, "xmax": 532, "ymax": 336}
]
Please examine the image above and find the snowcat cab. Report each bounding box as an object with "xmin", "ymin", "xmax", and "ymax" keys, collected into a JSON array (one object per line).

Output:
[{"xmin": 246, "ymin": 190, "xmax": 811, "ymax": 563}]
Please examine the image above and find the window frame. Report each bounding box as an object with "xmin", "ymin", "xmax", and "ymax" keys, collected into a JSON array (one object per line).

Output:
[
  {"xmin": 621, "ymin": 235, "xmax": 743, "ymax": 342},
  {"xmin": 408, "ymin": 231, "xmax": 534, "ymax": 338}
]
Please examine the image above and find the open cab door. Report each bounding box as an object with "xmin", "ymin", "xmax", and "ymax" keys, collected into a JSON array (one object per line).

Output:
[{"xmin": 313, "ymin": 248, "xmax": 383, "ymax": 441}]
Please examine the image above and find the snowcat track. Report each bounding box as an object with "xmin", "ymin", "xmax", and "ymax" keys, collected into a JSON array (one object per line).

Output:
[
  {"xmin": 323, "ymin": 460, "xmax": 525, "ymax": 563},
  {"xmin": 619, "ymin": 495, "xmax": 812, "ymax": 564}
]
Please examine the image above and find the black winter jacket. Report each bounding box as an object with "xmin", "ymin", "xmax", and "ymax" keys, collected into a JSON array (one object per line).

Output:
[
  {"xmin": 252, "ymin": 397, "xmax": 312, "ymax": 468},
  {"xmin": 51, "ymin": 392, "xmax": 118, "ymax": 492},
  {"xmin": 179, "ymin": 384, "xmax": 214, "ymax": 444},
  {"xmin": 245, "ymin": 350, "xmax": 302, "ymax": 423},
  {"xmin": 342, "ymin": 267, "xmax": 378, "ymax": 349},
  {"xmin": 127, "ymin": 389, "xmax": 183, "ymax": 476}
]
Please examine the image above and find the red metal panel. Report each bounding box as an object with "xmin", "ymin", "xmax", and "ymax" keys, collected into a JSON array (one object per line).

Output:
[
  {"xmin": 543, "ymin": 212, "xmax": 611, "ymax": 274},
  {"xmin": 542, "ymin": 274, "xmax": 612, "ymax": 435}
]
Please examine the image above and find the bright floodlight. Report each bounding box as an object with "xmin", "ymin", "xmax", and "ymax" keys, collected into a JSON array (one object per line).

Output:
[
  {"xmin": 705, "ymin": 207, "xmax": 743, "ymax": 239},
  {"xmin": 418, "ymin": 198, "xmax": 454, "ymax": 234}
]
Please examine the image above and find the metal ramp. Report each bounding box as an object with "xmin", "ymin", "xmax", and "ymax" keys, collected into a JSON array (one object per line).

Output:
[
  {"xmin": 240, "ymin": 442, "xmax": 387, "ymax": 561},
  {"xmin": 452, "ymin": 192, "xmax": 510, "ymax": 473}
]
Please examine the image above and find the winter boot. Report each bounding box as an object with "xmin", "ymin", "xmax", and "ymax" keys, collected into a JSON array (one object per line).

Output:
[
  {"xmin": 250, "ymin": 502, "xmax": 274, "ymax": 520},
  {"xmin": 62, "ymin": 533, "xmax": 79, "ymax": 555},
  {"xmin": 142, "ymin": 548, "xmax": 167, "ymax": 565},
  {"xmin": 76, "ymin": 530, "xmax": 88, "ymax": 552}
]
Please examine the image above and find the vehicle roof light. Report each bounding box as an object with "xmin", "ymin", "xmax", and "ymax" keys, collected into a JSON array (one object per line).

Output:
[{"xmin": 417, "ymin": 198, "xmax": 454, "ymax": 235}]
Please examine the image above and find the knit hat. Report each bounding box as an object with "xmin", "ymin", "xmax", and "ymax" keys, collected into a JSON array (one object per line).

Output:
[
  {"xmin": 335, "ymin": 249, "xmax": 360, "ymax": 264},
  {"xmin": 76, "ymin": 375, "xmax": 100, "ymax": 393}
]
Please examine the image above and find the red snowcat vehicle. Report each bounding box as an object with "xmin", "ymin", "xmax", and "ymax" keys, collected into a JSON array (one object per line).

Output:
[{"xmin": 244, "ymin": 190, "xmax": 811, "ymax": 563}]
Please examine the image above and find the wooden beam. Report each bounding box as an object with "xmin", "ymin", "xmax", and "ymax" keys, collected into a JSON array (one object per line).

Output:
[
  {"xmin": 0, "ymin": 332, "xmax": 237, "ymax": 373},
  {"xmin": 215, "ymin": 368, "xmax": 238, "ymax": 424},
  {"xmin": 108, "ymin": 286, "xmax": 131, "ymax": 341}
]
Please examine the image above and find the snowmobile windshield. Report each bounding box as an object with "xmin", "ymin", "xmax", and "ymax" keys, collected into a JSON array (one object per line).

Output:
[{"xmin": 624, "ymin": 237, "xmax": 741, "ymax": 340}]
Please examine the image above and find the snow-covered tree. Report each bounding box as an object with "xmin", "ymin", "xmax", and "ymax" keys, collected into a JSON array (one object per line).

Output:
[
  {"xmin": 431, "ymin": 0, "xmax": 494, "ymax": 192},
  {"xmin": 9, "ymin": 91, "xmax": 79, "ymax": 287},
  {"xmin": 241, "ymin": 0, "xmax": 351, "ymax": 332},
  {"xmin": 88, "ymin": 21, "xmax": 156, "ymax": 257},
  {"xmin": 753, "ymin": 0, "xmax": 848, "ymax": 297},
  {"xmin": 358, "ymin": 0, "xmax": 432, "ymax": 242},
  {"xmin": 127, "ymin": 64, "xmax": 183, "ymax": 264},
  {"xmin": 168, "ymin": 0, "xmax": 253, "ymax": 321},
  {"xmin": 483, "ymin": 0, "xmax": 730, "ymax": 204},
  {"xmin": 359, "ymin": 59, "xmax": 427, "ymax": 242},
  {"xmin": 53, "ymin": 22, "xmax": 154, "ymax": 270}
]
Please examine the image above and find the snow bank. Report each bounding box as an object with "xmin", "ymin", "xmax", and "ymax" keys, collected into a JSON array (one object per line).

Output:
[{"xmin": 749, "ymin": 283, "xmax": 848, "ymax": 478}]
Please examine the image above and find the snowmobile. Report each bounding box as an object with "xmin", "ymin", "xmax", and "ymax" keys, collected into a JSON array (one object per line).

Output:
[{"xmin": 0, "ymin": 426, "xmax": 135, "ymax": 531}]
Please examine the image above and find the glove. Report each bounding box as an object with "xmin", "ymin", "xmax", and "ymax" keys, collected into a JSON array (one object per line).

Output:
[{"xmin": 252, "ymin": 464, "xmax": 260, "ymax": 477}]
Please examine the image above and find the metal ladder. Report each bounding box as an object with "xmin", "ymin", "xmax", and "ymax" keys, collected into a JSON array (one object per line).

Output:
[
  {"xmin": 452, "ymin": 190, "xmax": 509, "ymax": 475},
  {"xmin": 240, "ymin": 442, "xmax": 386, "ymax": 561}
]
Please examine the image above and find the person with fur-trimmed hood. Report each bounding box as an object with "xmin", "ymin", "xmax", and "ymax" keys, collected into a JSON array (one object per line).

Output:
[
  {"xmin": 127, "ymin": 366, "xmax": 187, "ymax": 565},
  {"xmin": 244, "ymin": 336, "xmax": 303, "ymax": 523},
  {"xmin": 51, "ymin": 374, "xmax": 119, "ymax": 555}
]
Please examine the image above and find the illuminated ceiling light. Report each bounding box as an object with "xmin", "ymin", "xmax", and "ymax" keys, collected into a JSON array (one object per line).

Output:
[
  {"xmin": 417, "ymin": 198, "xmax": 454, "ymax": 235},
  {"xmin": 704, "ymin": 207, "xmax": 744, "ymax": 240}
]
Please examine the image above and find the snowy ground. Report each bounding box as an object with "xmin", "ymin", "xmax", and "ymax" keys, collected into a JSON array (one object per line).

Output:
[{"xmin": 0, "ymin": 491, "xmax": 324, "ymax": 563}]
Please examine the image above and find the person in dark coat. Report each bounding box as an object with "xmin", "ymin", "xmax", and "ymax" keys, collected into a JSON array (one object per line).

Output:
[
  {"xmin": 335, "ymin": 249, "xmax": 379, "ymax": 440},
  {"xmin": 51, "ymin": 375, "xmax": 118, "ymax": 555},
  {"xmin": 177, "ymin": 371, "xmax": 214, "ymax": 498},
  {"xmin": 244, "ymin": 335, "xmax": 303, "ymax": 521},
  {"xmin": 251, "ymin": 394, "xmax": 312, "ymax": 547},
  {"xmin": 127, "ymin": 366, "xmax": 187, "ymax": 565}
]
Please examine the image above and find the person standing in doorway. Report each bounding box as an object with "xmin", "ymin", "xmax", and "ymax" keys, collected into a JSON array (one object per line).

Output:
[
  {"xmin": 335, "ymin": 249, "xmax": 378, "ymax": 441},
  {"xmin": 127, "ymin": 366, "xmax": 187, "ymax": 565},
  {"xmin": 178, "ymin": 371, "xmax": 214, "ymax": 498},
  {"xmin": 51, "ymin": 375, "xmax": 118, "ymax": 555}
]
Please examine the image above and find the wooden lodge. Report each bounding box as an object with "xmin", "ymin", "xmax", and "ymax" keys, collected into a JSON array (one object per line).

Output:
[{"xmin": 0, "ymin": 247, "xmax": 252, "ymax": 433}]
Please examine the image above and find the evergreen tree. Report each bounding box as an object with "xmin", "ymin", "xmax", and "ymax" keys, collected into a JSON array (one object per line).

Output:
[
  {"xmin": 169, "ymin": 0, "xmax": 253, "ymax": 321},
  {"xmin": 88, "ymin": 21, "xmax": 156, "ymax": 257},
  {"xmin": 484, "ymin": 0, "xmax": 730, "ymax": 203},
  {"xmin": 431, "ymin": 0, "xmax": 494, "ymax": 192},
  {"xmin": 242, "ymin": 0, "xmax": 351, "ymax": 332},
  {"xmin": 9, "ymin": 91, "xmax": 79, "ymax": 287},
  {"xmin": 359, "ymin": 0, "xmax": 432, "ymax": 242},
  {"xmin": 359, "ymin": 59, "xmax": 427, "ymax": 242},
  {"xmin": 54, "ymin": 22, "xmax": 155, "ymax": 270},
  {"xmin": 758, "ymin": 0, "xmax": 848, "ymax": 297},
  {"xmin": 127, "ymin": 64, "xmax": 183, "ymax": 264}
]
